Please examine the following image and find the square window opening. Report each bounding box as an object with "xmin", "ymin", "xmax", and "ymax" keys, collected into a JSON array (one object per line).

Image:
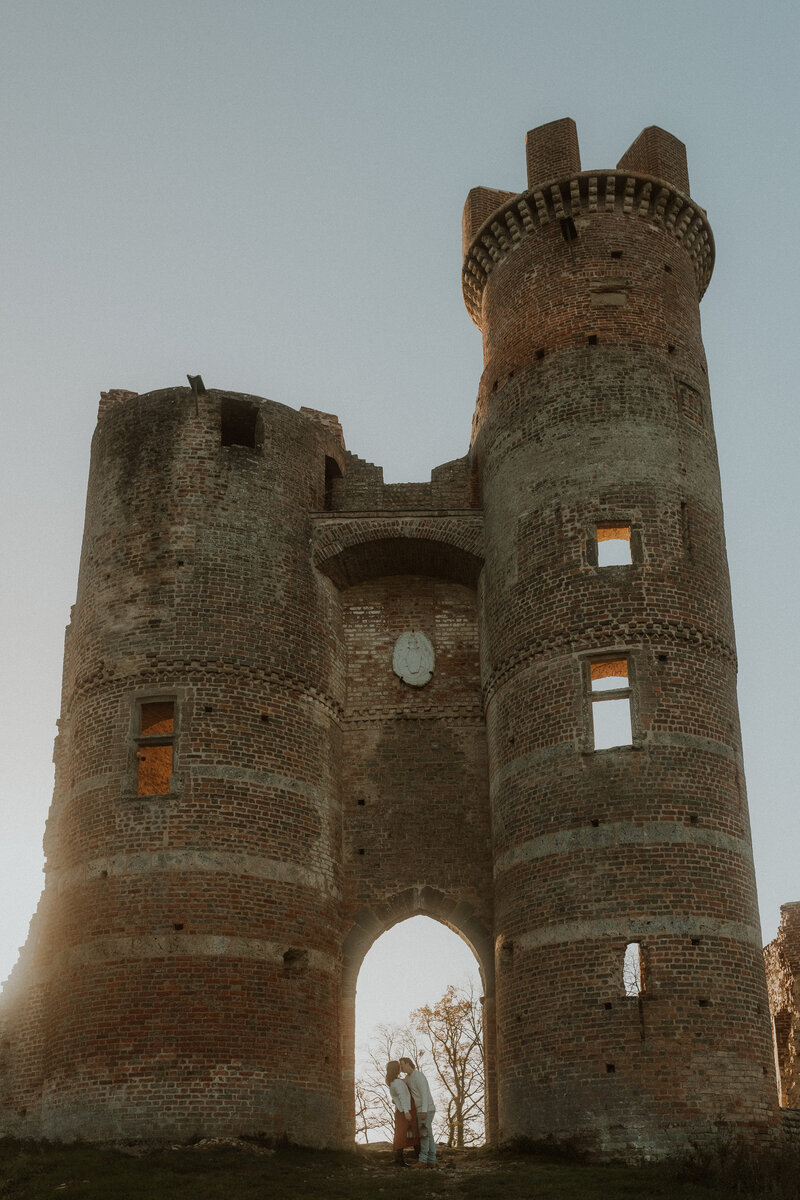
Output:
[
  {"xmin": 221, "ymin": 397, "xmax": 259, "ymax": 448},
  {"xmin": 596, "ymin": 524, "xmax": 632, "ymax": 566}
]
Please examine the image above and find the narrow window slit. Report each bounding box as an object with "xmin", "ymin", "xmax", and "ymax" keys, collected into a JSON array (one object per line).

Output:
[{"xmin": 623, "ymin": 942, "xmax": 645, "ymax": 998}]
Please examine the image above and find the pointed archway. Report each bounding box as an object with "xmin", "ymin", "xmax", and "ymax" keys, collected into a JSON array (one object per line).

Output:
[{"xmin": 341, "ymin": 887, "xmax": 497, "ymax": 1146}]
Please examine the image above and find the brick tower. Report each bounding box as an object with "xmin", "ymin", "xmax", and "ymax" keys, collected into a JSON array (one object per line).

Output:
[
  {"xmin": 0, "ymin": 119, "xmax": 781, "ymax": 1157},
  {"xmin": 463, "ymin": 118, "xmax": 778, "ymax": 1152}
]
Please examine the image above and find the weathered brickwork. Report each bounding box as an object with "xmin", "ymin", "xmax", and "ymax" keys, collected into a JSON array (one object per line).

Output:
[
  {"xmin": 0, "ymin": 118, "xmax": 783, "ymax": 1157},
  {"xmin": 765, "ymin": 903, "xmax": 800, "ymax": 1109}
]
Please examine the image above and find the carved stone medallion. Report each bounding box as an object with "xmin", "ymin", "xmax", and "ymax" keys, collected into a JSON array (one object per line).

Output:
[{"xmin": 392, "ymin": 631, "xmax": 434, "ymax": 687}]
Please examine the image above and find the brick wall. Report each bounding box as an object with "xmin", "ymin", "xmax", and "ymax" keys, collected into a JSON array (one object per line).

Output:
[{"xmin": 469, "ymin": 120, "xmax": 778, "ymax": 1157}]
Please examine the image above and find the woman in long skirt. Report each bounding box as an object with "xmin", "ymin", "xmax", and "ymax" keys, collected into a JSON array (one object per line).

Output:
[{"xmin": 385, "ymin": 1060, "xmax": 419, "ymax": 1167}]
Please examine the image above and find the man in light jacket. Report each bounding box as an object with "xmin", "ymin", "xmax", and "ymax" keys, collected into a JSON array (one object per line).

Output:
[{"xmin": 399, "ymin": 1057, "xmax": 436, "ymax": 1167}]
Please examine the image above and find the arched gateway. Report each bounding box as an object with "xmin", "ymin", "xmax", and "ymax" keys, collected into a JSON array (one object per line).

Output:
[{"xmin": 0, "ymin": 119, "xmax": 780, "ymax": 1159}]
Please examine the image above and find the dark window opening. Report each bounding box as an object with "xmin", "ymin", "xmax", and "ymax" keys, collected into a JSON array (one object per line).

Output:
[
  {"xmin": 324, "ymin": 456, "xmax": 342, "ymax": 510},
  {"xmin": 136, "ymin": 700, "xmax": 175, "ymax": 795},
  {"xmin": 221, "ymin": 396, "xmax": 259, "ymax": 448}
]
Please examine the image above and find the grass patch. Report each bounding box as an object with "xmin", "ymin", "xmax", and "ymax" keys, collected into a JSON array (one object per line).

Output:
[{"xmin": 0, "ymin": 1137, "xmax": 791, "ymax": 1200}]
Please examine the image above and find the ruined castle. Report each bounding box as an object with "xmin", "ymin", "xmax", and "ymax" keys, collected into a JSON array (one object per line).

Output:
[{"xmin": 1, "ymin": 118, "xmax": 796, "ymax": 1157}]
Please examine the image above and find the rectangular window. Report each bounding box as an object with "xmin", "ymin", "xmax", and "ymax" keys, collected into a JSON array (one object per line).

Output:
[
  {"xmin": 623, "ymin": 942, "xmax": 645, "ymax": 997},
  {"xmin": 590, "ymin": 659, "xmax": 632, "ymax": 750},
  {"xmin": 136, "ymin": 700, "xmax": 175, "ymax": 795},
  {"xmin": 221, "ymin": 396, "xmax": 259, "ymax": 448},
  {"xmin": 596, "ymin": 523, "xmax": 632, "ymax": 566}
]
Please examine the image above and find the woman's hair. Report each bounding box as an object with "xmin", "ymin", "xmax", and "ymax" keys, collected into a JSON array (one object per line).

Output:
[{"xmin": 385, "ymin": 1060, "xmax": 401, "ymax": 1085}]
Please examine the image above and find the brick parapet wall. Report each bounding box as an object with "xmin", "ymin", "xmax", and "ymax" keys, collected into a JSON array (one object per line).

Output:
[{"xmin": 328, "ymin": 451, "xmax": 474, "ymax": 511}]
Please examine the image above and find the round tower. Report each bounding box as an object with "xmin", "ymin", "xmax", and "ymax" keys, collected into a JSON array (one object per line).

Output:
[
  {"xmin": 21, "ymin": 387, "xmax": 346, "ymax": 1143},
  {"xmin": 466, "ymin": 120, "xmax": 779, "ymax": 1156}
]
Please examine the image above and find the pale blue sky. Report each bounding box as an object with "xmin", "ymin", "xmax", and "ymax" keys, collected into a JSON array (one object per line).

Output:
[{"xmin": 2, "ymin": 2, "xmax": 798, "ymax": 1041}]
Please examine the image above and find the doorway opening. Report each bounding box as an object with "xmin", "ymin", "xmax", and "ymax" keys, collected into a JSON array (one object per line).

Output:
[{"xmin": 353, "ymin": 915, "xmax": 486, "ymax": 1148}]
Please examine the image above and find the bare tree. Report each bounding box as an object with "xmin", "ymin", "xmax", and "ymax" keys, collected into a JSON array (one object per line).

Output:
[{"xmin": 411, "ymin": 982, "xmax": 485, "ymax": 1148}]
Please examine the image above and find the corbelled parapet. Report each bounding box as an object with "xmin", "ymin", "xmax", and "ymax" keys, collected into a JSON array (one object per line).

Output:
[{"xmin": 462, "ymin": 120, "xmax": 714, "ymax": 327}]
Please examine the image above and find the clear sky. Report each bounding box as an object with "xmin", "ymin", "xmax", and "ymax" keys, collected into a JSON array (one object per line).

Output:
[{"xmin": 1, "ymin": 1, "xmax": 798, "ymax": 1046}]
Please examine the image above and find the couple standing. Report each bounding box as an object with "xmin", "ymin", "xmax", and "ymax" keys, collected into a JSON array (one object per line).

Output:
[{"xmin": 385, "ymin": 1056, "xmax": 436, "ymax": 1168}]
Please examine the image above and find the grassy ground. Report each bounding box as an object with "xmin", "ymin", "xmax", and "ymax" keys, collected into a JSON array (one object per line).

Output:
[{"xmin": 2, "ymin": 1138, "xmax": 793, "ymax": 1200}]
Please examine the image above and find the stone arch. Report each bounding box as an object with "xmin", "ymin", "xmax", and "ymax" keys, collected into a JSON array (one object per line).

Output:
[
  {"xmin": 313, "ymin": 517, "xmax": 484, "ymax": 589},
  {"xmin": 341, "ymin": 886, "xmax": 497, "ymax": 1145}
]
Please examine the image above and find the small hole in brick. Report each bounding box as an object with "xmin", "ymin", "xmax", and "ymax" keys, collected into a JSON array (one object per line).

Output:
[
  {"xmin": 691, "ymin": 937, "xmax": 701, "ymax": 946},
  {"xmin": 261, "ymin": 713, "xmax": 269, "ymax": 722},
  {"xmin": 588, "ymin": 335, "xmax": 598, "ymax": 345},
  {"xmin": 668, "ymin": 344, "xmax": 676, "ymax": 354},
  {"xmin": 516, "ymin": 1015, "xmax": 521, "ymax": 1023},
  {"xmin": 283, "ymin": 947, "xmax": 308, "ymax": 970},
  {"xmin": 358, "ymin": 848, "xmax": 365, "ymax": 855},
  {"xmin": 508, "ymin": 370, "xmax": 515, "ymax": 380},
  {"xmin": 177, "ymin": 560, "xmax": 184, "ymax": 567},
  {"xmin": 101, "ymin": 870, "xmax": 108, "ymax": 879},
  {"xmin": 357, "ymin": 798, "xmax": 365, "ymax": 806},
  {"xmin": 173, "ymin": 923, "xmax": 183, "ymax": 931},
  {"xmin": 591, "ymin": 818, "xmax": 600, "ymax": 828},
  {"xmin": 698, "ymin": 998, "xmax": 711, "ymax": 1008},
  {"xmin": 611, "ymin": 250, "xmax": 623, "ymax": 259},
  {"xmin": 657, "ymin": 653, "xmax": 668, "ymax": 662},
  {"xmin": 536, "ymin": 349, "xmax": 545, "ymax": 360},
  {"xmin": 606, "ymin": 1063, "xmax": 616, "ymax": 1073},
  {"xmin": 491, "ymin": 380, "xmax": 498, "ymax": 392},
  {"xmin": 204, "ymin": 705, "xmax": 213, "ymax": 713},
  {"xmin": 604, "ymin": 1002, "xmax": 613, "ymax": 1010},
  {"xmin": 664, "ymin": 263, "xmax": 672, "ymax": 273},
  {"xmin": 689, "ymin": 814, "xmax": 698, "ymax": 825}
]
